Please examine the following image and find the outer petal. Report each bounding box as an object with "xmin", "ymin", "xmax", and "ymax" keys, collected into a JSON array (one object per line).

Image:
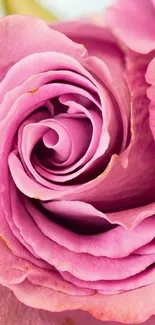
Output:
[
  {"xmin": 0, "ymin": 15, "xmax": 86, "ymax": 81},
  {"xmin": 0, "ymin": 284, "xmax": 104, "ymax": 325},
  {"xmin": 104, "ymin": 0, "xmax": 155, "ymax": 54},
  {"xmin": 6, "ymin": 279, "xmax": 155, "ymax": 324},
  {"xmin": 51, "ymin": 21, "xmax": 123, "ymax": 74},
  {"xmin": 0, "ymin": 235, "xmax": 155, "ymax": 324},
  {"xmin": 1, "ymin": 284, "xmax": 155, "ymax": 325}
]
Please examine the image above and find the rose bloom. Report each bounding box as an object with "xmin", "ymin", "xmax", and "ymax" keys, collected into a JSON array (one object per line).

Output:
[{"xmin": 1, "ymin": 0, "xmax": 155, "ymax": 324}]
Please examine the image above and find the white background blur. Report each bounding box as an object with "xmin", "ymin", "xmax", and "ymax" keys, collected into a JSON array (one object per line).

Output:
[
  {"xmin": 38, "ymin": 0, "xmax": 114, "ymax": 19},
  {"xmin": 0, "ymin": 0, "xmax": 114, "ymax": 19}
]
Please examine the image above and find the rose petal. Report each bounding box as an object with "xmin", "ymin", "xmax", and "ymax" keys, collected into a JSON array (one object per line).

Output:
[
  {"xmin": 0, "ymin": 51, "xmax": 97, "ymax": 108},
  {"xmin": 51, "ymin": 21, "xmax": 124, "ymax": 77},
  {"xmin": 52, "ymin": 20, "xmax": 130, "ymax": 150},
  {"xmin": 104, "ymin": 0, "xmax": 155, "ymax": 54},
  {"xmin": 6, "ymin": 279, "xmax": 155, "ymax": 324},
  {"xmin": 0, "ymin": 283, "xmax": 123, "ymax": 325},
  {"xmin": 5, "ymin": 184, "xmax": 155, "ymax": 282},
  {"xmin": 42, "ymin": 200, "xmax": 155, "ymax": 258},
  {"xmin": 0, "ymin": 15, "xmax": 86, "ymax": 81},
  {"xmin": 22, "ymin": 115, "xmax": 92, "ymax": 182},
  {"xmin": 0, "ymin": 233, "xmax": 155, "ymax": 323},
  {"xmin": 61, "ymin": 265, "xmax": 155, "ymax": 292}
]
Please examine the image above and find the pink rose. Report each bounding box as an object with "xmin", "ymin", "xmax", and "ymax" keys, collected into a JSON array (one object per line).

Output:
[{"xmin": 1, "ymin": 2, "xmax": 155, "ymax": 323}]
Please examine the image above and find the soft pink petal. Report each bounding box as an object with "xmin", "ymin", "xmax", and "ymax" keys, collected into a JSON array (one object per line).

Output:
[
  {"xmin": 42, "ymin": 200, "xmax": 155, "ymax": 258},
  {"xmin": 0, "ymin": 237, "xmax": 155, "ymax": 323},
  {"xmin": 104, "ymin": 0, "xmax": 155, "ymax": 54},
  {"xmin": 35, "ymin": 101, "xmax": 103, "ymax": 181},
  {"xmin": 5, "ymin": 185, "xmax": 155, "ymax": 283},
  {"xmin": 0, "ymin": 51, "xmax": 95, "ymax": 107},
  {"xmin": 52, "ymin": 20, "xmax": 130, "ymax": 150},
  {"xmin": 61, "ymin": 265, "xmax": 155, "ymax": 292},
  {"xmin": 0, "ymin": 284, "xmax": 107, "ymax": 325},
  {"xmin": 58, "ymin": 33, "xmax": 155, "ymax": 231},
  {"xmin": 0, "ymin": 15, "xmax": 86, "ymax": 82},
  {"xmin": 51, "ymin": 21, "xmax": 124, "ymax": 77},
  {"xmin": 22, "ymin": 115, "xmax": 92, "ymax": 183},
  {"xmin": 6, "ymin": 279, "xmax": 155, "ymax": 324}
]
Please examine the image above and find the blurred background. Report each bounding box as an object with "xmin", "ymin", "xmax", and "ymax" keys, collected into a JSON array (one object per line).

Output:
[{"xmin": 0, "ymin": 0, "xmax": 114, "ymax": 21}]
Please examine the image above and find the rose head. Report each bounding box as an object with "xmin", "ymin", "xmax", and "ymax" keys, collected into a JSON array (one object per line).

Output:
[{"xmin": 1, "ymin": 2, "xmax": 155, "ymax": 324}]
